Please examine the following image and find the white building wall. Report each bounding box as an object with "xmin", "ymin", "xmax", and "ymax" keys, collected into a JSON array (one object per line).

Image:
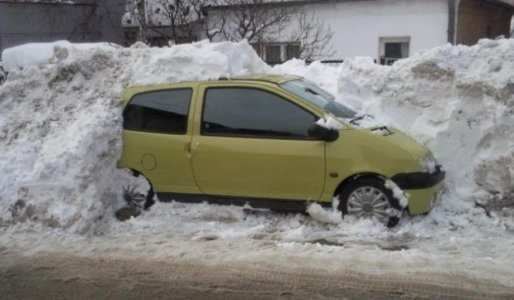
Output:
[{"xmin": 295, "ymin": 0, "xmax": 450, "ymax": 60}]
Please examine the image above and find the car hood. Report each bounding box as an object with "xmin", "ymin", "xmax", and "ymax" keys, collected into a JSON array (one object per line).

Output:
[{"xmin": 363, "ymin": 126, "xmax": 428, "ymax": 160}]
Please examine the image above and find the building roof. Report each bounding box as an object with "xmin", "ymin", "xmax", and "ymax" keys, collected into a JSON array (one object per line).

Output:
[
  {"xmin": 206, "ymin": 0, "xmax": 514, "ymax": 10},
  {"xmin": 205, "ymin": 0, "xmax": 372, "ymax": 9}
]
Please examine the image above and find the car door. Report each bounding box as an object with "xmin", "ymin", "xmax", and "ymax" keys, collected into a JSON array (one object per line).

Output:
[
  {"xmin": 120, "ymin": 86, "xmax": 200, "ymax": 195},
  {"xmin": 190, "ymin": 83, "xmax": 325, "ymax": 201}
]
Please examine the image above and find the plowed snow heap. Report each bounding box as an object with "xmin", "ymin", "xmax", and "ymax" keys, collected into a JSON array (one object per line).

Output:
[
  {"xmin": 274, "ymin": 38, "xmax": 514, "ymax": 213},
  {"xmin": 1, "ymin": 39, "xmax": 513, "ymax": 233},
  {"xmin": 0, "ymin": 41, "xmax": 269, "ymax": 233},
  {"xmin": 337, "ymin": 40, "xmax": 514, "ymax": 211}
]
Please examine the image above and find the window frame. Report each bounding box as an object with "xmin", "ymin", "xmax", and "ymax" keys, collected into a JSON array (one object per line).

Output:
[
  {"xmin": 265, "ymin": 44, "xmax": 282, "ymax": 64},
  {"xmin": 252, "ymin": 42, "xmax": 302, "ymax": 65},
  {"xmin": 200, "ymin": 86, "xmax": 320, "ymax": 141},
  {"xmin": 378, "ymin": 36, "xmax": 410, "ymax": 65},
  {"xmin": 123, "ymin": 88, "xmax": 193, "ymax": 135}
]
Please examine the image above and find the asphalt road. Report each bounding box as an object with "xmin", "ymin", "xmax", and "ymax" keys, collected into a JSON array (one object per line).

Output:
[{"xmin": 0, "ymin": 252, "xmax": 513, "ymax": 300}]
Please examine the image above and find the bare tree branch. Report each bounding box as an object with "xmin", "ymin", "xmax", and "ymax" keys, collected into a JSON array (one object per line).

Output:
[
  {"xmin": 125, "ymin": 0, "xmax": 149, "ymax": 42},
  {"xmin": 196, "ymin": 1, "xmax": 226, "ymax": 41},
  {"xmin": 217, "ymin": 0, "xmax": 296, "ymax": 42},
  {"xmin": 288, "ymin": 9, "xmax": 335, "ymax": 60},
  {"xmin": 155, "ymin": 0, "xmax": 202, "ymax": 43},
  {"xmin": 120, "ymin": 0, "xmax": 335, "ymax": 61}
]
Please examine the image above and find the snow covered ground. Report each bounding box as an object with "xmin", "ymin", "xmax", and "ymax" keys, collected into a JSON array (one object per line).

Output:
[{"xmin": 0, "ymin": 39, "xmax": 513, "ymax": 293}]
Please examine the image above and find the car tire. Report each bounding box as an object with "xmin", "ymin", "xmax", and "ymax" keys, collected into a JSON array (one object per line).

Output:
[
  {"xmin": 128, "ymin": 170, "xmax": 155, "ymax": 210},
  {"xmin": 338, "ymin": 177, "xmax": 402, "ymax": 228}
]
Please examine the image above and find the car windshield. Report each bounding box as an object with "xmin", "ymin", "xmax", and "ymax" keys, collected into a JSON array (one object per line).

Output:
[{"xmin": 280, "ymin": 79, "xmax": 357, "ymax": 119}]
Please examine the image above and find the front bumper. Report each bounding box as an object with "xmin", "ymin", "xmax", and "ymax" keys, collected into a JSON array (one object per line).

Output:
[
  {"xmin": 391, "ymin": 167, "xmax": 445, "ymax": 190},
  {"xmin": 391, "ymin": 167, "xmax": 445, "ymax": 215}
]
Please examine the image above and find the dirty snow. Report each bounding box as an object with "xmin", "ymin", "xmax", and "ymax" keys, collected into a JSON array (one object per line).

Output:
[
  {"xmin": 370, "ymin": 126, "xmax": 392, "ymax": 136},
  {"xmin": 1, "ymin": 41, "xmax": 120, "ymax": 72},
  {"xmin": 306, "ymin": 198, "xmax": 342, "ymax": 224},
  {"xmin": 1, "ymin": 39, "xmax": 514, "ymax": 290},
  {"xmin": 384, "ymin": 179, "xmax": 410, "ymax": 208},
  {"xmin": 420, "ymin": 151, "xmax": 438, "ymax": 174},
  {"xmin": 0, "ymin": 40, "xmax": 269, "ymax": 233}
]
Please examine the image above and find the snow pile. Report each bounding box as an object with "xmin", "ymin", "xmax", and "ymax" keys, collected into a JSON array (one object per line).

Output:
[
  {"xmin": 275, "ymin": 39, "xmax": 514, "ymax": 210},
  {"xmin": 315, "ymin": 114, "xmax": 343, "ymax": 130},
  {"xmin": 1, "ymin": 41, "xmax": 120, "ymax": 72},
  {"xmin": 370, "ymin": 127, "xmax": 392, "ymax": 136},
  {"xmin": 306, "ymin": 198, "xmax": 342, "ymax": 224},
  {"xmin": 0, "ymin": 40, "xmax": 269, "ymax": 233},
  {"xmin": 384, "ymin": 180, "xmax": 410, "ymax": 208},
  {"xmin": 1, "ymin": 38, "xmax": 513, "ymax": 235}
]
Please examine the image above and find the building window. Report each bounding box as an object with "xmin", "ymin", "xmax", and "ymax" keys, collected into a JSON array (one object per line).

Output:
[
  {"xmin": 286, "ymin": 43, "xmax": 301, "ymax": 60},
  {"xmin": 252, "ymin": 42, "xmax": 301, "ymax": 65},
  {"xmin": 265, "ymin": 45, "xmax": 282, "ymax": 64},
  {"xmin": 379, "ymin": 37, "xmax": 410, "ymax": 65}
]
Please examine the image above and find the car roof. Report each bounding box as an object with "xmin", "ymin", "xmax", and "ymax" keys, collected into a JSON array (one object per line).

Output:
[
  {"xmin": 122, "ymin": 74, "xmax": 301, "ymax": 101},
  {"xmin": 228, "ymin": 74, "xmax": 300, "ymax": 84},
  {"xmin": 130, "ymin": 74, "xmax": 300, "ymax": 90}
]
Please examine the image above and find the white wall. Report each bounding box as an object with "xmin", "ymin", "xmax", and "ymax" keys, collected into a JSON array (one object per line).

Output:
[
  {"xmin": 299, "ymin": 0, "xmax": 450, "ymax": 60},
  {"xmin": 202, "ymin": 0, "xmax": 450, "ymax": 61}
]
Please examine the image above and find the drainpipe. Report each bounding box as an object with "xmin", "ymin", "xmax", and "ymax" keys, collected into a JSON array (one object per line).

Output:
[{"xmin": 447, "ymin": 0, "xmax": 457, "ymax": 44}]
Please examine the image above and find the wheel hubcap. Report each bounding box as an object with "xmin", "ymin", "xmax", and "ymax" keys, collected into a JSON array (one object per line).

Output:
[{"xmin": 347, "ymin": 186, "xmax": 390, "ymax": 221}]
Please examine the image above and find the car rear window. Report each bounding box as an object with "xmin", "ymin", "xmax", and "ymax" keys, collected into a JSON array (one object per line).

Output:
[{"xmin": 123, "ymin": 89, "xmax": 192, "ymax": 134}]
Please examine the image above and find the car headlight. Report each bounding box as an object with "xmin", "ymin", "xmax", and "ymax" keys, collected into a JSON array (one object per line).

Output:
[{"xmin": 420, "ymin": 151, "xmax": 438, "ymax": 174}]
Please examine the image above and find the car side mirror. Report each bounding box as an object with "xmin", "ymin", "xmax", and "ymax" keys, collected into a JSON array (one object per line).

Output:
[{"xmin": 308, "ymin": 123, "xmax": 339, "ymax": 142}]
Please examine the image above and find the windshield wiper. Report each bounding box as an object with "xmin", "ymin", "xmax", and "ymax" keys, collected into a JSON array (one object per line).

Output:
[
  {"xmin": 305, "ymin": 87, "xmax": 319, "ymax": 95},
  {"xmin": 349, "ymin": 114, "xmax": 374, "ymax": 125}
]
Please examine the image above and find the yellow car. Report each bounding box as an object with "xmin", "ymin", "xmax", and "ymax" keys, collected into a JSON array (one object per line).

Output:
[{"xmin": 118, "ymin": 75, "xmax": 444, "ymax": 226}]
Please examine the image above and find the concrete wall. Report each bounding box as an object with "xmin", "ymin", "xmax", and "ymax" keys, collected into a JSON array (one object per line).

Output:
[
  {"xmin": 96, "ymin": 0, "xmax": 126, "ymax": 45},
  {"xmin": 0, "ymin": 0, "xmax": 124, "ymax": 54},
  {"xmin": 457, "ymin": 0, "xmax": 514, "ymax": 45}
]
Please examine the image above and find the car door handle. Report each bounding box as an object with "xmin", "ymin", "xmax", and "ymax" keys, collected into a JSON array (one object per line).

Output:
[{"xmin": 185, "ymin": 142, "xmax": 193, "ymax": 158}]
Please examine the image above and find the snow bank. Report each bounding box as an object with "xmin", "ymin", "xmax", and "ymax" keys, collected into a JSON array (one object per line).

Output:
[
  {"xmin": 306, "ymin": 198, "xmax": 342, "ymax": 224},
  {"xmin": 1, "ymin": 41, "xmax": 120, "ymax": 72},
  {"xmin": 275, "ymin": 39, "xmax": 514, "ymax": 210},
  {"xmin": 0, "ymin": 40, "xmax": 269, "ymax": 233},
  {"xmin": 1, "ymin": 38, "xmax": 512, "ymax": 234}
]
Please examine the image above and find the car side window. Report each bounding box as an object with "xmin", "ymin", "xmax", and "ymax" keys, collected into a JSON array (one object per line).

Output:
[
  {"xmin": 202, "ymin": 87, "xmax": 316, "ymax": 139},
  {"xmin": 123, "ymin": 89, "xmax": 192, "ymax": 134}
]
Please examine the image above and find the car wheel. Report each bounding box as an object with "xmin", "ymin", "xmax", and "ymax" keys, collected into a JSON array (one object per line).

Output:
[
  {"xmin": 115, "ymin": 185, "xmax": 155, "ymax": 222},
  {"xmin": 127, "ymin": 171, "xmax": 156, "ymax": 210},
  {"xmin": 338, "ymin": 177, "xmax": 402, "ymax": 227}
]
